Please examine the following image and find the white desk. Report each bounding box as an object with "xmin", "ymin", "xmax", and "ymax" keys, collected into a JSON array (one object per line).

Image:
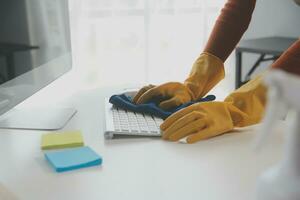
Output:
[{"xmin": 0, "ymin": 73, "xmax": 286, "ymax": 200}]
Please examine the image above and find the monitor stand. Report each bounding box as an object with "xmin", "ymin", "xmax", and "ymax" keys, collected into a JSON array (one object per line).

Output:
[{"xmin": 0, "ymin": 107, "xmax": 77, "ymax": 130}]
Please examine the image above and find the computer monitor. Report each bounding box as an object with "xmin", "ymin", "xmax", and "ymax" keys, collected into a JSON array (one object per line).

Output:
[{"xmin": 0, "ymin": 0, "xmax": 76, "ymax": 130}]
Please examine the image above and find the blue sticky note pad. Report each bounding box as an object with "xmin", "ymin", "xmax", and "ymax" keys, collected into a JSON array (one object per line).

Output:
[{"xmin": 45, "ymin": 146, "xmax": 102, "ymax": 172}]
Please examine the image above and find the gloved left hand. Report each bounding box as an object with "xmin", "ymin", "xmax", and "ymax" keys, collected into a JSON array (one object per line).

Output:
[{"xmin": 160, "ymin": 73, "xmax": 267, "ymax": 143}]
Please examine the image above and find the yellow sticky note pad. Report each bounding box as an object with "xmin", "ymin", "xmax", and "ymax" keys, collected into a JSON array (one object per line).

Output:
[{"xmin": 41, "ymin": 131, "xmax": 84, "ymax": 150}]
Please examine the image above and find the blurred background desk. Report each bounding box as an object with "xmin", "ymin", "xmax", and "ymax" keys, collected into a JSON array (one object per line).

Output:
[{"xmin": 235, "ymin": 37, "xmax": 297, "ymax": 88}]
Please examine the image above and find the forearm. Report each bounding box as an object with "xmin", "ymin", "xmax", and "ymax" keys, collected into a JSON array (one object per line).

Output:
[
  {"xmin": 183, "ymin": 0, "xmax": 257, "ymax": 100},
  {"xmin": 271, "ymin": 39, "xmax": 300, "ymax": 75},
  {"xmin": 204, "ymin": 0, "xmax": 257, "ymax": 61}
]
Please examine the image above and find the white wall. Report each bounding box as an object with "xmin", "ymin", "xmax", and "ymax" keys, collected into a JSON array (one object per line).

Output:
[
  {"xmin": 245, "ymin": 0, "xmax": 300, "ymax": 39},
  {"xmin": 237, "ymin": 0, "xmax": 300, "ymax": 80}
]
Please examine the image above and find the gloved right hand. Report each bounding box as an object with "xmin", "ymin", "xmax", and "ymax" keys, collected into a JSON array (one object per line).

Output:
[{"xmin": 133, "ymin": 52, "xmax": 225, "ymax": 110}]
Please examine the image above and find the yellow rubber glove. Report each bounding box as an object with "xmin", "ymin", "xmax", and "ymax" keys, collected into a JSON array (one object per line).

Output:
[
  {"xmin": 133, "ymin": 52, "xmax": 225, "ymax": 110},
  {"xmin": 132, "ymin": 84, "xmax": 155, "ymax": 102},
  {"xmin": 160, "ymin": 74, "xmax": 267, "ymax": 143}
]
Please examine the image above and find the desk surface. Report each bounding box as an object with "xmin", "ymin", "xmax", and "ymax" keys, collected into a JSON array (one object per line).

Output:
[
  {"xmin": 0, "ymin": 72, "xmax": 285, "ymax": 200},
  {"xmin": 236, "ymin": 37, "xmax": 298, "ymax": 55}
]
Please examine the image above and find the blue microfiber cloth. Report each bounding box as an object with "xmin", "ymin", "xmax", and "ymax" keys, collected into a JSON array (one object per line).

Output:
[{"xmin": 109, "ymin": 94, "xmax": 216, "ymax": 119}]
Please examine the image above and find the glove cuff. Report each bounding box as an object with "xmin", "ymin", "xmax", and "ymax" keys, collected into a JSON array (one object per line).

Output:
[
  {"xmin": 184, "ymin": 52, "xmax": 225, "ymax": 100},
  {"xmin": 224, "ymin": 74, "xmax": 268, "ymax": 127}
]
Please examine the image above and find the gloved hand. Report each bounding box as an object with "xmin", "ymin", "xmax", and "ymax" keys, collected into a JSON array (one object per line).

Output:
[
  {"xmin": 160, "ymin": 74, "xmax": 267, "ymax": 143},
  {"xmin": 132, "ymin": 84, "xmax": 155, "ymax": 102},
  {"xmin": 133, "ymin": 82, "xmax": 194, "ymax": 110},
  {"xmin": 133, "ymin": 52, "xmax": 225, "ymax": 110}
]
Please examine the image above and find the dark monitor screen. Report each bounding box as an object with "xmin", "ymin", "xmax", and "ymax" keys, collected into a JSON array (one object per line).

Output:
[
  {"xmin": 0, "ymin": 0, "xmax": 72, "ymax": 116},
  {"xmin": 0, "ymin": 0, "xmax": 71, "ymax": 84}
]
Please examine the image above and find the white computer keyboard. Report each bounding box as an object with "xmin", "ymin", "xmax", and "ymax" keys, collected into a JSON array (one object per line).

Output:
[{"xmin": 104, "ymin": 102, "xmax": 163, "ymax": 139}]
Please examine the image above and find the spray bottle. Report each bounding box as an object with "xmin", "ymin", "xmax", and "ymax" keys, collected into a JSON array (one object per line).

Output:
[{"xmin": 255, "ymin": 70, "xmax": 300, "ymax": 200}]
